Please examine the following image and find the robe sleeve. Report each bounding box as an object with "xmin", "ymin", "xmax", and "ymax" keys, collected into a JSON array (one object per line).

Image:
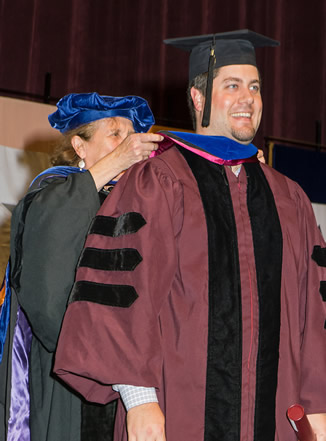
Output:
[
  {"xmin": 54, "ymin": 159, "xmax": 184, "ymax": 404},
  {"xmin": 10, "ymin": 171, "xmax": 100, "ymax": 353},
  {"xmin": 296, "ymin": 185, "xmax": 326, "ymax": 414}
]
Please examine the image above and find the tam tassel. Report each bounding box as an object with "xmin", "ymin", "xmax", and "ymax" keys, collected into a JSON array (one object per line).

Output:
[{"xmin": 202, "ymin": 46, "xmax": 216, "ymax": 127}]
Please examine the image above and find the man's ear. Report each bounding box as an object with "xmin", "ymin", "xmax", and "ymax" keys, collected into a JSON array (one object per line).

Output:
[
  {"xmin": 190, "ymin": 87, "xmax": 204, "ymax": 112},
  {"xmin": 71, "ymin": 135, "xmax": 86, "ymax": 159}
]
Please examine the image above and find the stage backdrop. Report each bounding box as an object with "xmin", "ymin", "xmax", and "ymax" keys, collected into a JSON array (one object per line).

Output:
[{"xmin": 0, "ymin": 0, "xmax": 325, "ymax": 150}]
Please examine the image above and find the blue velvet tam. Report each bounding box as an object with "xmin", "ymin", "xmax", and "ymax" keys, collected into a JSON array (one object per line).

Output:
[{"xmin": 48, "ymin": 92, "xmax": 155, "ymax": 133}]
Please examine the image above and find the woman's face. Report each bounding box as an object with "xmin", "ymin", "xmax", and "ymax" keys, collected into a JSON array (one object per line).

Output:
[{"xmin": 74, "ymin": 117, "xmax": 135, "ymax": 168}]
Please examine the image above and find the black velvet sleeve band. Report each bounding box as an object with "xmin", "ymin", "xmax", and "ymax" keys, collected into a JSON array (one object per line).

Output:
[
  {"xmin": 89, "ymin": 212, "xmax": 146, "ymax": 237},
  {"xmin": 320, "ymin": 281, "xmax": 326, "ymax": 301},
  {"xmin": 78, "ymin": 248, "xmax": 142, "ymax": 271},
  {"xmin": 312, "ymin": 246, "xmax": 326, "ymax": 267},
  {"xmin": 69, "ymin": 280, "xmax": 138, "ymax": 307}
]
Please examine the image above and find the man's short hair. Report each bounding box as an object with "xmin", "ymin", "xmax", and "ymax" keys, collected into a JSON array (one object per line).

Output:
[{"xmin": 186, "ymin": 68, "xmax": 221, "ymax": 130}]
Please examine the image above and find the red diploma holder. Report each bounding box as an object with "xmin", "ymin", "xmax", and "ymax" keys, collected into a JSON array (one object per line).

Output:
[{"xmin": 287, "ymin": 404, "xmax": 316, "ymax": 441}]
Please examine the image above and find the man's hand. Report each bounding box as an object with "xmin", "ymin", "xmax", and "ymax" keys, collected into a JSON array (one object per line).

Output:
[
  {"xmin": 127, "ymin": 402, "xmax": 166, "ymax": 441},
  {"xmin": 307, "ymin": 413, "xmax": 326, "ymax": 441}
]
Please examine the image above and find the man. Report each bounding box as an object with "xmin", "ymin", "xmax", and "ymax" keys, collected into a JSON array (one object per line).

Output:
[{"xmin": 54, "ymin": 31, "xmax": 326, "ymax": 440}]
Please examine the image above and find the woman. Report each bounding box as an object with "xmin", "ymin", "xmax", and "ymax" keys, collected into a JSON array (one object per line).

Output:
[{"xmin": 0, "ymin": 93, "xmax": 162, "ymax": 441}]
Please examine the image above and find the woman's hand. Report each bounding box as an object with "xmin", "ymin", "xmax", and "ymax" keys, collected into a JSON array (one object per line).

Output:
[
  {"xmin": 111, "ymin": 132, "xmax": 163, "ymax": 170},
  {"xmin": 89, "ymin": 133, "xmax": 163, "ymax": 190}
]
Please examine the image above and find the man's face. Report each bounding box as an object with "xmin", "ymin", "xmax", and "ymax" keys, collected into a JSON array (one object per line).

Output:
[{"xmin": 200, "ymin": 64, "xmax": 262, "ymax": 144}]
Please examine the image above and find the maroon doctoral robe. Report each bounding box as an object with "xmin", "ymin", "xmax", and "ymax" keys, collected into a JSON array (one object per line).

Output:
[{"xmin": 54, "ymin": 141, "xmax": 326, "ymax": 441}]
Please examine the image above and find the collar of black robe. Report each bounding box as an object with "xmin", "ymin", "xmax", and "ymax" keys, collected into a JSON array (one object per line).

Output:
[
  {"xmin": 153, "ymin": 131, "xmax": 259, "ymax": 165},
  {"xmin": 29, "ymin": 165, "xmax": 86, "ymax": 190}
]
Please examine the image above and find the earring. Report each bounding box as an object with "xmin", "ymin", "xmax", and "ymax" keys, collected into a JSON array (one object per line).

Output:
[{"xmin": 78, "ymin": 159, "xmax": 85, "ymax": 170}]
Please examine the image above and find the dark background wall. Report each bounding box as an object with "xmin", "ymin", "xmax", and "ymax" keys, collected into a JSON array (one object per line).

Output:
[{"xmin": 0, "ymin": 0, "xmax": 325, "ymax": 148}]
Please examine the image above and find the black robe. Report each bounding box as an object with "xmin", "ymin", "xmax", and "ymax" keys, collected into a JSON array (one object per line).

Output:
[{"xmin": 0, "ymin": 168, "xmax": 116, "ymax": 441}]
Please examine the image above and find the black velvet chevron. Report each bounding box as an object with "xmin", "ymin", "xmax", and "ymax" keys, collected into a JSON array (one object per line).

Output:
[
  {"xmin": 79, "ymin": 247, "xmax": 142, "ymax": 271},
  {"xmin": 69, "ymin": 280, "xmax": 138, "ymax": 307},
  {"xmin": 89, "ymin": 212, "xmax": 146, "ymax": 237},
  {"xmin": 312, "ymin": 246, "xmax": 326, "ymax": 267},
  {"xmin": 320, "ymin": 281, "xmax": 326, "ymax": 301}
]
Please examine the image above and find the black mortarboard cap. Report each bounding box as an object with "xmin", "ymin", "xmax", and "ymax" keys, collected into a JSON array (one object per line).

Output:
[{"xmin": 164, "ymin": 29, "xmax": 279, "ymax": 127}]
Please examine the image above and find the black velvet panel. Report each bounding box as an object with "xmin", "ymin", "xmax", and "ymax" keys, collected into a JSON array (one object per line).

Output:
[
  {"xmin": 320, "ymin": 281, "xmax": 326, "ymax": 301},
  {"xmin": 81, "ymin": 400, "xmax": 117, "ymax": 441},
  {"xmin": 89, "ymin": 212, "xmax": 146, "ymax": 237},
  {"xmin": 79, "ymin": 247, "xmax": 142, "ymax": 271},
  {"xmin": 69, "ymin": 281, "xmax": 138, "ymax": 307},
  {"xmin": 177, "ymin": 147, "xmax": 242, "ymax": 441},
  {"xmin": 312, "ymin": 246, "xmax": 326, "ymax": 267},
  {"xmin": 244, "ymin": 163, "xmax": 283, "ymax": 441}
]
